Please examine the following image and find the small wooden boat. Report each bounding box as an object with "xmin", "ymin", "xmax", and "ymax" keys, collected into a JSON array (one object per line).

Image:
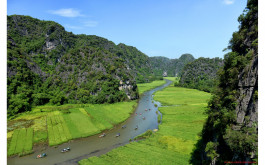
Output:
[
  {"xmin": 99, "ymin": 133, "xmax": 106, "ymax": 138},
  {"xmin": 37, "ymin": 153, "xmax": 47, "ymax": 158},
  {"xmin": 61, "ymin": 147, "xmax": 70, "ymax": 153}
]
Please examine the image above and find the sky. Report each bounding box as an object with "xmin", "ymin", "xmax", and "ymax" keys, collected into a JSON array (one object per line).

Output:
[{"xmin": 7, "ymin": 0, "xmax": 248, "ymax": 59}]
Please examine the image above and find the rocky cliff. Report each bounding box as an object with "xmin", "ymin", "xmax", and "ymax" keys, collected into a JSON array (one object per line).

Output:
[
  {"xmin": 149, "ymin": 54, "xmax": 195, "ymax": 77},
  {"xmin": 190, "ymin": 0, "xmax": 258, "ymax": 164},
  {"xmin": 178, "ymin": 57, "xmax": 223, "ymax": 93}
]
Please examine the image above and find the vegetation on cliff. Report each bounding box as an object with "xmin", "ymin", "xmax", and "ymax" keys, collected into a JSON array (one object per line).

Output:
[
  {"xmin": 7, "ymin": 15, "xmax": 159, "ymax": 117},
  {"xmin": 190, "ymin": 0, "xmax": 258, "ymax": 164},
  {"xmin": 177, "ymin": 57, "xmax": 223, "ymax": 93},
  {"xmin": 149, "ymin": 54, "xmax": 195, "ymax": 77}
]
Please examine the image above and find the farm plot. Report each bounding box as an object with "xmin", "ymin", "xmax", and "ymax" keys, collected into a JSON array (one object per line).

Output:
[
  {"xmin": 63, "ymin": 108, "xmax": 100, "ymax": 139},
  {"xmin": 137, "ymin": 80, "xmax": 166, "ymax": 95},
  {"xmin": 85, "ymin": 101, "xmax": 137, "ymax": 127},
  {"xmin": 47, "ymin": 115, "xmax": 72, "ymax": 146},
  {"xmin": 7, "ymin": 128, "xmax": 33, "ymax": 156}
]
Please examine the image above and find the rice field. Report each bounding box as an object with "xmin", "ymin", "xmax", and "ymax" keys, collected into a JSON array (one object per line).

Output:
[
  {"xmin": 7, "ymin": 101, "xmax": 137, "ymax": 155},
  {"xmin": 79, "ymin": 86, "xmax": 211, "ymax": 165},
  {"xmin": 7, "ymin": 128, "xmax": 33, "ymax": 156},
  {"xmin": 137, "ymin": 80, "xmax": 166, "ymax": 95}
]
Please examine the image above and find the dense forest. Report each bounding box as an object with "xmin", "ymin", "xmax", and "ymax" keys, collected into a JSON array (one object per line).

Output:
[
  {"xmin": 149, "ymin": 53, "xmax": 195, "ymax": 77},
  {"xmin": 190, "ymin": 0, "xmax": 258, "ymax": 164},
  {"xmin": 177, "ymin": 57, "xmax": 223, "ymax": 93},
  {"xmin": 7, "ymin": 15, "xmax": 157, "ymax": 117}
]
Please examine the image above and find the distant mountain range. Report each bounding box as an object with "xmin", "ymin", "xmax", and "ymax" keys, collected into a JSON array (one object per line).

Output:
[{"xmin": 149, "ymin": 54, "xmax": 195, "ymax": 77}]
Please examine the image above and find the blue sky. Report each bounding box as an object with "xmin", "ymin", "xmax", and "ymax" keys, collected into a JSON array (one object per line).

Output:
[{"xmin": 7, "ymin": 0, "xmax": 247, "ymax": 59}]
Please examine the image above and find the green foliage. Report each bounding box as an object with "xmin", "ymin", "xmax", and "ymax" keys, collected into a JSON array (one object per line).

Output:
[
  {"xmin": 190, "ymin": 0, "xmax": 258, "ymax": 163},
  {"xmin": 177, "ymin": 57, "xmax": 223, "ymax": 93},
  {"xmin": 157, "ymin": 114, "xmax": 161, "ymax": 123},
  {"xmin": 7, "ymin": 15, "xmax": 143, "ymax": 117},
  {"xmin": 134, "ymin": 130, "xmax": 153, "ymax": 140},
  {"xmin": 205, "ymin": 142, "xmax": 219, "ymax": 162}
]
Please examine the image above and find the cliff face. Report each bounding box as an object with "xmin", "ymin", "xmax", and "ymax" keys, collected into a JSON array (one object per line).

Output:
[
  {"xmin": 190, "ymin": 0, "xmax": 258, "ymax": 164},
  {"xmin": 235, "ymin": 55, "xmax": 258, "ymax": 128},
  {"xmin": 149, "ymin": 54, "xmax": 195, "ymax": 77}
]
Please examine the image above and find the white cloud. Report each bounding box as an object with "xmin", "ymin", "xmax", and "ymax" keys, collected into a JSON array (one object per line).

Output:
[
  {"xmin": 223, "ymin": 0, "xmax": 235, "ymax": 5},
  {"xmin": 48, "ymin": 8, "xmax": 84, "ymax": 17},
  {"xmin": 83, "ymin": 21, "xmax": 98, "ymax": 27}
]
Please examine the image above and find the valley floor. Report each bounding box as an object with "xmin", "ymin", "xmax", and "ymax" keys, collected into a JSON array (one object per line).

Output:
[
  {"xmin": 7, "ymin": 80, "xmax": 166, "ymax": 157},
  {"xmin": 79, "ymin": 85, "xmax": 211, "ymax": 164}
]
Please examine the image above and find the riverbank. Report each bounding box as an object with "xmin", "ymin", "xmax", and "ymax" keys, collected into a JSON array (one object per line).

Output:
[
  {"xmin": 7, "ymin": 80, "xmax": 166, "ymax": 157},
  {"xmin": 79, "ymin": 85, "xmax": 211, "ymax": 164}
]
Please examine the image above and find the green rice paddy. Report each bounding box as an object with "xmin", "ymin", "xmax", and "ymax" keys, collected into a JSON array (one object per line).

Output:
[
  {"xmin": 7, "ymin": 101, "xmax": 137, "ymax": 155},
  {"xmin": 137, "ymin": 80, "xmax": 166, "ymax": 95},
  {"xmin": 79, "ymin": 85, "xmax": 211, "ymax": 165},
  {"xmin": 7, "ymin": 128, "xmax": 33, "ymax": 156}
]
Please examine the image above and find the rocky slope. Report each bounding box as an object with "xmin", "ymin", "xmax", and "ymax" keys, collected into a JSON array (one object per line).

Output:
[
  {"xmin": 178, "ymin": 57, "xmax": 223, "ymax": 92},
  {"xmin": 7, "ymin": 15, "xmax": 150, "ymax": 116},
  {"xmin": 149, "ymin": 53, "xmax": 195, "ymax": 77},
  {"xmin": 190, "ymin": 0, "xmax": 258, "ymax": 164}
]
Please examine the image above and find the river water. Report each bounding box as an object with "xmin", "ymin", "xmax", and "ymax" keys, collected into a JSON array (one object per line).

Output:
[{"xmin": 7, "ymin": 80, "xmax": 172, "ymax": 165}]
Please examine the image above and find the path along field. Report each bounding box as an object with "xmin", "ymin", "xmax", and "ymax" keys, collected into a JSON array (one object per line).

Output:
[
  {"xmin": 7, "ymin": 80, "xmax": 165, "ymax": 156},
  {"xmin": 79, "ymin": 86, "xmax": 211, "ymax": 165}
]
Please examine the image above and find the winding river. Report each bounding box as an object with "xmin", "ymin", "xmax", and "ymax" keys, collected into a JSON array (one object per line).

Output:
[{"xmin": 7, "ymin": 80, "xmax": 172, "ymax": 165}]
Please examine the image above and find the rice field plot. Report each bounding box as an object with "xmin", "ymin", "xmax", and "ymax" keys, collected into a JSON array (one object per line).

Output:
[
  {"xmin": 7, "ymin": 128, "xmax": 33, "ymax": 156},
  {"xmin": 79, "ymin": 86, "xmax": 211, "ymax": 165},
  {"xmin": 154, "ymin": 86, "xmax": 210, "ymax": 106},
  {"xmin": 47, "ymin": 114, "xmax": 72, "ymax": 146},
  {"xmin": 163, "ymin": 77, "xmax": 180, "ymax": 86},
  {"xmin": 137, "ymin": 80, "xmax": 166, "ymax": 95},
  {"xmin": 63, "ymin": 108, "xmax": 100, "ymax": 139}
]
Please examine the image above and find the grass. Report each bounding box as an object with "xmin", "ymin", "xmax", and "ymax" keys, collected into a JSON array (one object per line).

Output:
[
  {"xmin": 7, "ymin": 101, "xmax": 137, "ymax": 155},
  {"xmin": 157, "ymin": 113, "xmax": 161, "ymax": 123},
  {"xmin": 79, "ymin": 86, "xmax": 211, "ymax": 165},
  {"xmin": 137, "ymin": 80, "xmax": 166, "ymax": 95}
]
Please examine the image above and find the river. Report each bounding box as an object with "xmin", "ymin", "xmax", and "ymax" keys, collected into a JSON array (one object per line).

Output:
[{"xmin": 7, "ymin": 80, "xmax": 172, "ymax": 165}]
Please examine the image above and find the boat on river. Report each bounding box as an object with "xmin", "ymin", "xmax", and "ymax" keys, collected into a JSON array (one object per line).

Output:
[
  {"xmin": 36, "ymin": 153, "xmax": 47, "ymax": 159},
  {"xmin": 99, "ymin": 133, "xmax": 106, "ymax": 138},
  {"xmin": 61, "ymin": 147, "xmax": 71, "ymax": 153}
]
